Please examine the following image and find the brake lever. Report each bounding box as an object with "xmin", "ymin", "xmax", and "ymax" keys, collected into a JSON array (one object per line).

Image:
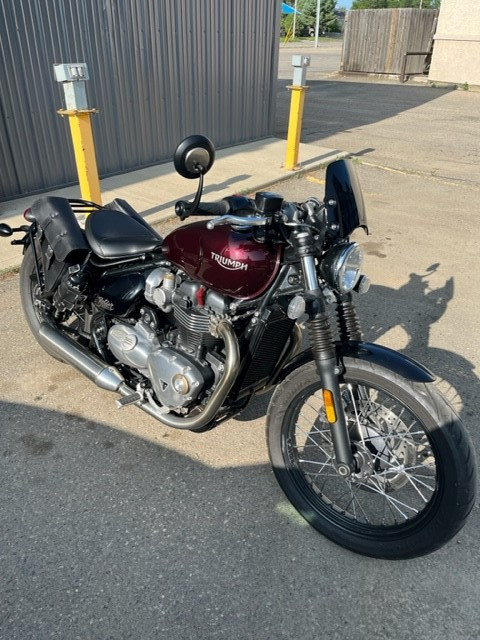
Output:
[{"xmin": 206, "ymin": 215, "xmax": 268, "ymax": 230}]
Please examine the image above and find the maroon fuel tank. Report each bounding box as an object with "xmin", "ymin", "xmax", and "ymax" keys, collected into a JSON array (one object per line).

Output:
[{"xmin": 162, "ymin": 221, "xmax": 282, "ymax": 300}]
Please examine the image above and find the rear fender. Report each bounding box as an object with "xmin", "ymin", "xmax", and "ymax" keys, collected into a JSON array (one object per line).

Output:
[{"xmin": 277, "ymin": 341, "xmax": 435, "ymax": 384}]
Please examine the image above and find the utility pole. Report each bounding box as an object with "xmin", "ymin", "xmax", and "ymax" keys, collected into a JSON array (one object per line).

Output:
[
  {"xmin": 315, "ymin": 0, "xmax": 321, "ymax": 48},
  {"xmin": 293, "ymin": 0, "xmax": 298, "ymax": 38}
]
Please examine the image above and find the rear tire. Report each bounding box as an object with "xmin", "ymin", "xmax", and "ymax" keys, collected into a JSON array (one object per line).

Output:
[
  {"xmin": 267, "ymin": 359, "xmax": 476, "ymax": 559},
  {"xmin": 19, "ymin": 245, "xmax": 62, "ymax": 361}
]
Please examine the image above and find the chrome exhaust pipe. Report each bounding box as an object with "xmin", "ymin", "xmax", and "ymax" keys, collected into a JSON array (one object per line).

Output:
[
  {"xmin": 38, "ymin": 322, "xmax": 125, "ymax": 392},
  {"xmin": 37, "ymin": 320, "xmax": 239, "ymax": 431}
]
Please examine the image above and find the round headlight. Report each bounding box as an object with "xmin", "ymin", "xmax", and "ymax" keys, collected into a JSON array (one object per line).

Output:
[{"xmin": 321, "ymin": 243, "xmax": 364, "ymax": 294}]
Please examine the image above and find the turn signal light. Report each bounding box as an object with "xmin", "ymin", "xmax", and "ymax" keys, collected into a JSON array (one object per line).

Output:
[{"xmin": 322, "ymin": 389, "xmax": 337, "ymax": 423}]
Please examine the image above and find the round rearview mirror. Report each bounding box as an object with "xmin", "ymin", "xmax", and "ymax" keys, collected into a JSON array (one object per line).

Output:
[{"xmin": 174, "ymin": 135, "xmax": 215, "ymax": 179}]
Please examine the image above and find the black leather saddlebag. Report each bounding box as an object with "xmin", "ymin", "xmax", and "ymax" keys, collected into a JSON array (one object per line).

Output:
[{"xmin": 30, "ymin": 196, "xmax": 90, "ymax": 263}]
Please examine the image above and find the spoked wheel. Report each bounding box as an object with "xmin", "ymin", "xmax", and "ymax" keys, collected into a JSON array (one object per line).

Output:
[
  {"xmin": 19, "ymin": 244, "xmax": 64, "ymax": 360},
  {"xmin": 267, "ymin": 359, "xmax": 476, "ymax": 559}
]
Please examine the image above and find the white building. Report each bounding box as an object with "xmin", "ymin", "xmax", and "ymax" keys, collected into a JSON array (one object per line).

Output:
[{"xmin": 429, "ymin": 0, "xmax": 480, "ymax": 86}]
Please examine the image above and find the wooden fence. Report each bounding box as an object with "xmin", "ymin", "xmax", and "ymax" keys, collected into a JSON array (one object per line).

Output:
[{"xmin": 341, "ymin": 8, "xmax": 438, "ymax": 75}]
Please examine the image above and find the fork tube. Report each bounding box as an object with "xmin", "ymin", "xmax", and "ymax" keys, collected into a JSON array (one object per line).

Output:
[
  {"xmin": 301, "ymin": 255, "xmax": 355, "ymax": 477},
  {"xmin": 300, "ymin": 255, "xmax": 320, "ymax": 292}
]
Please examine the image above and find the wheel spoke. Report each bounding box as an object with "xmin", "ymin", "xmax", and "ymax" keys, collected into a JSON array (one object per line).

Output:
[
  {"xmin": 397, "ymin": 472, "xmax": 431, "ymax": 503},
  {"xmin": 403, "ymin": 464, "xmax": 435, "ymax": 472},
  {"xmin": 295, "ymin": 425, "xmax": 332, "ymax": 460},
  {"xmin": 298, "ymin": 458, "xmax": 335, "ymax": 467},
  {"xmin": 304, "ymin": 472, "xmax": 340, "ymax": 479},
  {"xmin": 355, "ymin": 476, "xmax": 420, "ymax": 516},
  {"xmin": 344, "ymin": 481, "xmax": 371, "ymax": 523},
  {"xmin": 287, "ymin": 376, "xmax": 444, "ymax": 529},
  {"xmin": 298, "ymin": 414, "xmax": 331, "ymax": 444},
  {"xmin": 402, "ymin": 473, "xmax": 435, "ymax": 494}
]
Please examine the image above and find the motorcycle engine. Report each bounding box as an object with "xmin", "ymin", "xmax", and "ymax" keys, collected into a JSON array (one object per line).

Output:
[{"xmin": 107, "ymin": 266, "xmax": 228, "ymax": 411}]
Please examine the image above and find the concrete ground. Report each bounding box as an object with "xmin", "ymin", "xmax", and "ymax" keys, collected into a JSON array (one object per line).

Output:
[{"xmin": 1, "ymin": 43, "xmax": 480, "ymax": 639}]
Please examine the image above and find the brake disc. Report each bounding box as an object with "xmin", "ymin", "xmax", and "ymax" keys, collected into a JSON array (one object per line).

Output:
[{"xmin": 353, "ymin": 405, "xmax": 417, "ymax": 492}]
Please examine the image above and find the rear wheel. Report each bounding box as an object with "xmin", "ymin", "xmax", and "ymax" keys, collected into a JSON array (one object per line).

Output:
[
  {"xmin": 19, "ymin": 245, "xmax": 62, "ymax": 361},
  {"xmin": 267, "ymin": 359, "xmax": 476, "ymax": 559}
]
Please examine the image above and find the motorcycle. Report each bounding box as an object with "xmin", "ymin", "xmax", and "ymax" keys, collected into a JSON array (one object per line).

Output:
[{"xmin": 1, "ymin": 135, "xmax": 476, "ymax": 559}]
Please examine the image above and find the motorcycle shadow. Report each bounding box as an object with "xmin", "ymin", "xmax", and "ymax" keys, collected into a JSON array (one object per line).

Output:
[
  {"xmin": 1, "ymin": 398, "xmax": 478, "ymax": 635},
  {"xmin": 358, "ymin": 269, "xmax": 480, "ymax": 447},
  {"xmin": 0, "ymin": 397, "xmax": 331, "ymax": 636},
  {"xmin": 240, "ymin": 266, "xmax": 479, "ymax": 450}
]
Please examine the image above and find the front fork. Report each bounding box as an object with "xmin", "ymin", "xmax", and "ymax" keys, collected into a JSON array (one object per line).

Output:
[{"xmin": 301, "ymin": 254, "xmax": 360, "ymax": 477}]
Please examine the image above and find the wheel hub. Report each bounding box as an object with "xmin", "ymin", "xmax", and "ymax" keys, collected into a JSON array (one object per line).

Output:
[
  {"xmin": 351, "ymin": 409, "xmax": 417, "ymax": 492},
  {"xmin": 353, "ymin": 447, "xmax": 375, "ymax": 480}
]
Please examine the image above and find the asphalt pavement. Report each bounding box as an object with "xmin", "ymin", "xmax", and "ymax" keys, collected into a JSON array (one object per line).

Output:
[{"xmin": 1, "ymin": 42, "xmax": 480, "ymax": 640}]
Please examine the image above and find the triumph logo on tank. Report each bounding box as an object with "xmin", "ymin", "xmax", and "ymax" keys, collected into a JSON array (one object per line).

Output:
[{"xmin": 210, "ymin": 251, "xmax": 248, "ymax": 271}]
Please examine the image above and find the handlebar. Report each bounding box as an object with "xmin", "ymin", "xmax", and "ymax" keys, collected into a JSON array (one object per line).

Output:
[
  {"xmin": 175, "ymin": 195, "xmax": 257, "ymax": 221},
  {"xmin": 175, "ymin": 195, "xmax": 326, "ymax": 233}
]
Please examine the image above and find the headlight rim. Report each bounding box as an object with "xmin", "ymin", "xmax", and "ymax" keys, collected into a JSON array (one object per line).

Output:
[{"xmin": 321, "ymin": 242, "xmax": 364, "ymax": 295}]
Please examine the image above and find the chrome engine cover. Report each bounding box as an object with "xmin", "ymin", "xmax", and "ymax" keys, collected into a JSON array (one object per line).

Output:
[
  {"xmin": 107, "ymin": 322, "xmax": 207, "ymax": 410},
  {"xmin": 147, "ymin": 347, "xmax": 207, "ymax": 409},
  {"xmin": 108, "ymin": 322, "xmax": 157, "ymax": 371},
  {"xmin": 144, "ymin": 267, "xmax": 175, "ymax": 312}
]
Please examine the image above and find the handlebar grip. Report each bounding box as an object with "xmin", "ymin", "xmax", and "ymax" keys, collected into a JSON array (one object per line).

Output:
[
  {"xmin": 175, "ymin": 199, "xmax": 230, "ymax": 220},
  {"xmin": 195, "ymin": 201, "xmax": 231, "ymax": 216}
]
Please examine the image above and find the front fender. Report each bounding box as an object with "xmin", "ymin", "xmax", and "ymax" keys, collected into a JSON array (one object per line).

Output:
[{"xmin": 278, "ymin": 341, "xmax": 435, "ymax": 384}]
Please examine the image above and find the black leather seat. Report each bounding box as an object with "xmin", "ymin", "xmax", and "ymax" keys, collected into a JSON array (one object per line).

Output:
[{"xmin": 85, "ymin": 199, "xmax": 162, "ymax": 259}]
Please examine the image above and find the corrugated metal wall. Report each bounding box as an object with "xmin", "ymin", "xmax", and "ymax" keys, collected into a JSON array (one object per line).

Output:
[
  {"xmin": 0, "ymin": 0, "xmax": 281, "ymax": 200},
  {"xmin": 341, "ymin": 8, "xmax": 438, "ymax": 75}
]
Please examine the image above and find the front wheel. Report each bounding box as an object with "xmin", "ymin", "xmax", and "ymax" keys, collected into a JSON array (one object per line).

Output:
[{"xmin": 267, "ymin": 359, "xmax": 476, "ymax": 559}]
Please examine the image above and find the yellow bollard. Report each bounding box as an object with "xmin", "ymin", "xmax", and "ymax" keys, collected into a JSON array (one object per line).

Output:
[
  {"xmin": 284, "ymin": 55, "xmax": 310, "ymax": 171},
  {"xmin": 58, "ymin": 108, "xmax": 101, "ymax": 207},
  {"xmin": 284, "ymin": 85, "xmax": 309, "ymax": 171},
  {"xmin": 54, "ymin": 63, "xmax": 101, "ymax": 212}
]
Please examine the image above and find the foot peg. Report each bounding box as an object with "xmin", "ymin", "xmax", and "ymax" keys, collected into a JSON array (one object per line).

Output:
[{"xmin": 116, "ymin": 392, "xmax": 142, "ymax": 408}]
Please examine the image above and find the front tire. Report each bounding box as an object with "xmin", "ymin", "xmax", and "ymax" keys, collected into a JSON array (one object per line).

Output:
[{"xmin": 267, "ymin": 359, "xmax": 476, "ymax": 559}]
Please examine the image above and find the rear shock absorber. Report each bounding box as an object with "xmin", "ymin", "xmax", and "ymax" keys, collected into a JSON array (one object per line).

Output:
[
  {"xmin": 336, "ymin": 294, "xmax": 363, "ymax": 342},
  {"xmin": 53, "ymin": 267, "xmax": 88, "ymax": 318}
]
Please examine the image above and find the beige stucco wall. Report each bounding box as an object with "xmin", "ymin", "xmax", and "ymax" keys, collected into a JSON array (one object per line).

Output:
[{"xmin": 429, "ymin": 0, "xmax": 480, "ymax": 85}]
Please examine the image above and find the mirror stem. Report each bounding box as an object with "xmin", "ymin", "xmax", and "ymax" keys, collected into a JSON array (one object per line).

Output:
[
  {"xmin": 190, "ymin": 170, "xmax": 204, "ymax": 213},
  {"xmin": 174, "ymin": 164, "xmax": 205, "ymax": 221}
]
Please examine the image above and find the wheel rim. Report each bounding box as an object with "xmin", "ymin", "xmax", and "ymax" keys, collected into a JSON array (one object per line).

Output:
[
  {"xmin": 284, "ymin": 381, "xmax": 439, "ymax": 531},
  {"xmin": 31, "ymin": 279, "xmax": 46, "ymax": 322}
]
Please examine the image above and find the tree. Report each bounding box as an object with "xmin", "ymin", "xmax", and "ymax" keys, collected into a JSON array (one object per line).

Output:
[
  {"xmin": 281, "ymin": 0, "xmax": 315, "ymax": 37},
  {"xmin": 281, "ymin": 0, "xmax": 340, "ymax": 37},
  {"xmin": 351, "ymin": 0, "xmax": 440, "ymax": 8},
  {"xmin": 351, "ymin": 0, "xmax": 388, "ymax": 8},
  {"xmin": 320, "ymin": 0, "xmax": 341, "ymax": 32}
]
